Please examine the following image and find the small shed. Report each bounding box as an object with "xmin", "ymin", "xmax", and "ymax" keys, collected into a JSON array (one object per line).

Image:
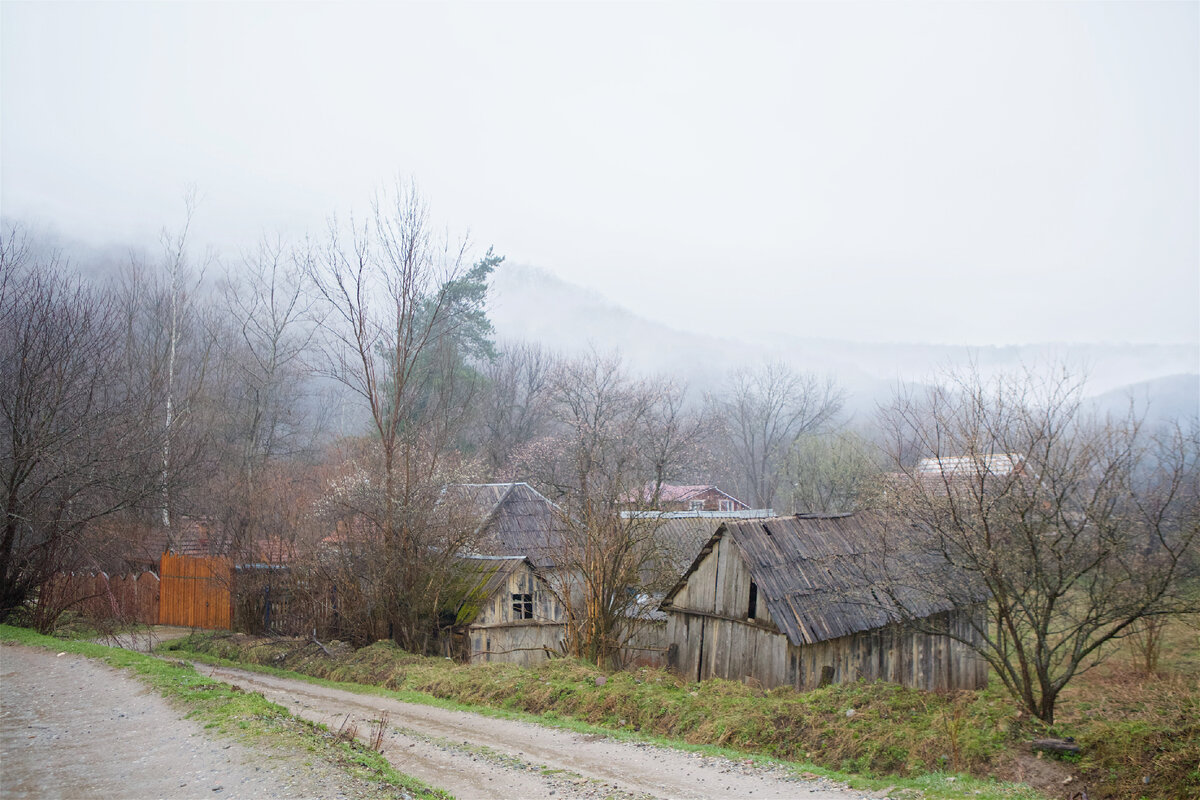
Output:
[
  {"xmin": 660, "ymin": 512, "xmax": 988, "ymax": 691},
  {"xmin": 454, "ymin": 555, "xmax": 567, "ymax": 665}
]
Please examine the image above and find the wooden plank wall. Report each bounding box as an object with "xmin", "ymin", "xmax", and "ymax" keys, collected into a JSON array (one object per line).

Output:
[
  {"xmin": 470, "ymin": 564, "xmax": 568, "ymax": 665},
  {"xmin": 787, "ymin": 612, "xmax": 988, "ymax": 691},
  {"xmin": 667, "ymin": 608, "xmax": 989, "ymax": 691},
  {"xmin": 158, "ymin": 553, "xmax": 232, "ymax": 629}
]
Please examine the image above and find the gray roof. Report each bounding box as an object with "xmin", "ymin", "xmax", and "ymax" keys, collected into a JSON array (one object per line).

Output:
[
  {"xmin": 650, "ymin": 515, "xmax": 751, "ymax": 583},
  {"xmin": 662, "ymin": 512, "xmax": 982, "ymax": 646},
  {"xmin": 440, "ymin": 483, "xmax": 569, "ymax": 568}
]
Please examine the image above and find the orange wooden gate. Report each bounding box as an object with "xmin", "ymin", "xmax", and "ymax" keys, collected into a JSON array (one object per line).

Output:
[{"xmin": 158, "ymin": 553, "xmax": 232, "ymax": 629}]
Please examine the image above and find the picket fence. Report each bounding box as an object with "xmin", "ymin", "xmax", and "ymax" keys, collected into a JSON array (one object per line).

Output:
[{"xmin": 43, "ymin": 570, "xmax": 161, "ymax": 625}]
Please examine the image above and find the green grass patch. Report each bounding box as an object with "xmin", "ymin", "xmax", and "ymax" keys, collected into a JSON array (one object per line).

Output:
[{"xmin": 0, "ymin": 625, "xmax": 449, "ymax": 800}]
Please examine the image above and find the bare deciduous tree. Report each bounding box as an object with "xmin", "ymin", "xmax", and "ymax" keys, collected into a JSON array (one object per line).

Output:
[
  {"xmin": 476, "ymin": 340, "xmax": 559, "ymax": 476},
  {"xmin": 303, "ymin": 180, "xmax": 498, "ymax": 650},
  {"xmin": 876, "ymin": 365, "xmax": 1200, "ymax": 724},
  {"xmin": 529, "ymin": 352, "xmax": 706, "ymax": 666},
  {"xmin": 208, "ymin": 237, "xmax": 321, "ymax": 556},
  {"xmin": 0, "ymin": 227, "xmax": 161, "ymax": 627},
  {"xmin": 711, "ymin": 362, "xmax": 844, "ymax": 509}
]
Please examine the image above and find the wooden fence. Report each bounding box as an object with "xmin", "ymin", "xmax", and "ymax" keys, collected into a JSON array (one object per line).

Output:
[
  {"xmin": 41, "ymin": 571, "xmax": 161, "ymax": 625},
  {"xmin": 233, "ymin": 565, "xmax": 341, "ymax": 638},
  {"xmin": 158, "ymin": 553, "xmax": 232, "ymax": 629}
]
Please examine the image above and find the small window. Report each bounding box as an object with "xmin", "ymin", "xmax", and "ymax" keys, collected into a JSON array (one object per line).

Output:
[
  {"xmin": 719, "ymin": 499, "xmax": 734, "ymax": 511},
  {"xmin": 689, "ymin": 499, "xmax": 704, "ymax": 511},
  {"xmin": 512, "ymin": 593, "xmax": 533, "ymax": 620},
  {"xmin": 748, "ymin": 582, "xmax": 758, "ymax": 620}
]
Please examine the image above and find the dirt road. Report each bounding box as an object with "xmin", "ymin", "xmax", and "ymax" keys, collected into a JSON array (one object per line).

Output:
[
  {"xmin": 1, "ymin": 638, "xmax": 887, "ymax": 800},
  {"xmin": 199, "ymin": 662, "xmax": 884, "ymax": 800},
  {"xmin": 0, "ymin": 644, "xmax": 396, "ymax": 800}
]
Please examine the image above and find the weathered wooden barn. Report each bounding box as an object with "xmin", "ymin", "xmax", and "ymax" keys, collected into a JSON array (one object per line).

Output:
[
  {"xmin": 454, "ymin": 555, "xmax": 567, "ymax": 665},
  {"xmin": 436, "ymin": 484, "xmax": 575, "ymax": 664},
  {"xmin": 660, "ymin": 513, "xmax": 988, "ymax": 691}
]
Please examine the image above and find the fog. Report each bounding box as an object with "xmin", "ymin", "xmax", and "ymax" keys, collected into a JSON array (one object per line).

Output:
[{"xmin": 2, "ymin": 1, "xmax": 1197, "ymax": 347}]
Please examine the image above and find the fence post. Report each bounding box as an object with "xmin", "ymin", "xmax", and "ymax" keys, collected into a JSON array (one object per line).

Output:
[
  {"xmin": 331, "ymin": 584, "xmax": 339, "ymax": 637},
  {"xmin": 264, "ymin": 584, "xmax": 271, "ymax": 633}
]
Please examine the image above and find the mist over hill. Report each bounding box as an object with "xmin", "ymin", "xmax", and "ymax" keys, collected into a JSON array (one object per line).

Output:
[{"xmin": 489, "ymin": 263, "xmax": 1199, "ymax": 422}]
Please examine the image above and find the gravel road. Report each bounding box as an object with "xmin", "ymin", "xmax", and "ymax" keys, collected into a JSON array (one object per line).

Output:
[
  {"xmin": 0, "ymin": 644, "xmax": 400, "ymax": 800},
  {"xmin": 199, "ymin": 662, "xmax": 887, "ymax": 800}
]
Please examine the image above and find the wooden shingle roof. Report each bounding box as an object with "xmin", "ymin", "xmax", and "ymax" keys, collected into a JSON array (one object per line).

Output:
[
  {"xmin": 453, "ymin": 554, "xmax": 531, "ymax": 625},
  {"xmin": 440, "ymin": 483, "xmax": 569, "ymax": 568},
  {"xmin": 662, "ymin": 512, "xmax": 982, "ymax": 646},
  {"xmin": 651, "ymin": 515, "xmax": 749, "ymax": 582}
]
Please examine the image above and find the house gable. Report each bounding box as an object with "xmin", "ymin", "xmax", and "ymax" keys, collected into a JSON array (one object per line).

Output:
[{"xmin": 661, "ymin": 526, "xmax": 779, "ymax": 634}]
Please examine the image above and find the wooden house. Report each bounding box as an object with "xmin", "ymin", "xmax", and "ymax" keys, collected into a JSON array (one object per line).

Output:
[
  {"xmin": 454, "ymin": 555, "xmax": 567, "ymax": 665},
  {"xmin": 438, "ymin": 484, "xmax": 575, "ymax": 664},
  {"xmin": 659, "ymin": 512, "xmax": 988, "ymax": 691},
  {"xmin": 633, "ymin": 484, "xmax": 750, "ymax": 513},
  {"xmin": 440, "ymin": 482, "xmax": 569, "ymax": 571}
]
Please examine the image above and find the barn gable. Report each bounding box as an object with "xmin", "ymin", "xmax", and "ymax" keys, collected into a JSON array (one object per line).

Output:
[{"xmin": 452, "ymin": 553, "xmax": 567, "ymax": 665}]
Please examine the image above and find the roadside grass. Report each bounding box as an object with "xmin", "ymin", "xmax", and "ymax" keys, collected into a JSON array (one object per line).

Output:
[
  {"xmin": 167, "ymin": 634, "xmax": 1055, "ymax": 800},
  {"xmin": 0, "ymin": 624, "xmax": 450, "ymax": 800},
  {"xmin": 1053, "ymin": 617, "xmax": 1200, "ymax": 800}
]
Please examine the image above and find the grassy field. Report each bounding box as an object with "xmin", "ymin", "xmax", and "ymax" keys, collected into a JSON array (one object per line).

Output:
[
  {"xmin": 0, "ymin": 625, "xmax": 449, "ymax": 800},
  {"xmin": 162, "ymin": 619, "xmax": 1199, "ymax": 800}
]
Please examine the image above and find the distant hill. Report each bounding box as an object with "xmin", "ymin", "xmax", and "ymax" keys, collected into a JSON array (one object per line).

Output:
[
  {"xmin": 488, "ymin": 263, "xmax": 1200, "ymax": 422},
  {"xmin": 1087, "ymin": 374, "xmax": 1199, "ymax": 428}
]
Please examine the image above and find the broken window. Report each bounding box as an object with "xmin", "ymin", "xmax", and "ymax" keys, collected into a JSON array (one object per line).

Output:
[
  {"xmin": 748, "ymin": 581, "xmax": 758, "ymax": 620},
  {"xmin": 512, "ymin": 593, "xmax": 533, "ymax": 620}
]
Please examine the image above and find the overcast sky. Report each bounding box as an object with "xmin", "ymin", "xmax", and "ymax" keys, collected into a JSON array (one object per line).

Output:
[{"xmin": 2, "ymin": 1, "xmax": 1197, "ymax": 346}]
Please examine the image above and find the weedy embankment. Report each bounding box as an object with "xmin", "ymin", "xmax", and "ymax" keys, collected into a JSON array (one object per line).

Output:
[{"xmin": 169, "ymin": 624, "xmax": 1199, "ymax": 800}]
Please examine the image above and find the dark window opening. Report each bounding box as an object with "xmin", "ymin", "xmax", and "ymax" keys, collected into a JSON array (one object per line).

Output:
[
  {"xmin": 748, "ymin": 581, "xmax": 758, "ymax": 620},
  {"xmin": 512, "ymin": 593, "xmax": 533, "ymax": 620}
]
